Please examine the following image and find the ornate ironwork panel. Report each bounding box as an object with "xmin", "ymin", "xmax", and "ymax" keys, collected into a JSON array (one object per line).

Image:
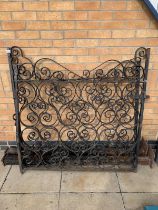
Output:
[{"xmin": 7, "ymin": 46, "xmax": 150, "ymax": 172}]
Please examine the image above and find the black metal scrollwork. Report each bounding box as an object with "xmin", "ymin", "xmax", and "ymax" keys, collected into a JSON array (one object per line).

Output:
[{"xmin": 8, "ymin": 46, "xmax": 150, "ymax": 172}]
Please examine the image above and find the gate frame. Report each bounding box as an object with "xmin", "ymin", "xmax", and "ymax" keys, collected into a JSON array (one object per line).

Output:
[{"xmin": 7, "ymin": 46, "xmax": 150, "ymax": 173}]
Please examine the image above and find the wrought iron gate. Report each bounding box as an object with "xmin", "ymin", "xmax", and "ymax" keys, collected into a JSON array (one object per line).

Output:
[{"xmin": 7, "ymin": 46, "xmax": 150, "ymax": 172}]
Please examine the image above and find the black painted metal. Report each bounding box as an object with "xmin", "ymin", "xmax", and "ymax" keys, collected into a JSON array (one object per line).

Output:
[
  {"xmin": 2, "ymin": 147, "xmax": 18, "ymax": 166},
  {"xmin": 148, "ymin": 140, "xmax": 158, "ymax": 163},
  {"xmin": 7, "ymin": 46, "xmax": 150, "ymax": 172}
]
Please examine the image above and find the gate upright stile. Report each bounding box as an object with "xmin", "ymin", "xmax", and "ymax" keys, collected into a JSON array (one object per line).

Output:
[{"xmin": 7, "ymin": 46, "xmax": 150, "ymax": 173}]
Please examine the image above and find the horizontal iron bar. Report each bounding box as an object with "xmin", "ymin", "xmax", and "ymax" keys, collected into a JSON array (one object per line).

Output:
[{"xmin": 17, "ymin": 78, "xmax": 147, "ymax": 84}]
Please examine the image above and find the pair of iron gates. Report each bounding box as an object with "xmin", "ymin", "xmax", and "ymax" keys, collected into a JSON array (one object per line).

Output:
[{"xmin": 7, "ymin": 46, "xmax": 150, "ymax": 172}]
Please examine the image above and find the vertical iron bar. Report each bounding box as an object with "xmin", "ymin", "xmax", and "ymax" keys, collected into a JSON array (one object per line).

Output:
[
  {"xmin": 7, "ymin": 48, "xmax": 24, "ymax": 173},
  {"xmin": 133, "ymin": 64, "xmax": 141, "ymax": 170},
  {"xmin": 135, "ymin": 48, "xmax": 150, "ymax": 167}
]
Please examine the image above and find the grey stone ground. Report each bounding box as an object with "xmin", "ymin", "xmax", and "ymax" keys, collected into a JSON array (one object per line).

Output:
[{"xmin": 0, "ymin": 151, "xmax": 158, "ymax": 210}]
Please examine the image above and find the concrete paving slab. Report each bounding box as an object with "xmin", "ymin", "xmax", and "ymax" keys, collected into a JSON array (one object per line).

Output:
[
  {"xmin": 122, "ymin": 193, "xmax": 158, "ymax": 210},
  {"xmin": 0, "ymin": 193, "xmax": 59, "ymax": 210},
  {"xmin": 0, "ymin": 151, "xmax": 11, "ymax": 190},
  {"xmin": 1, "ymin": 165, "xmax": 61, "ymax": 193},
  {"xmin": 61, "ymin": 171, "xmax": 119, "ymax": 192},
  {"xmin": 117, "ymin": 165, "xmax": 158, "ymax": 192},
  {"xmin": 59, "ymin": 192, "xmax": 124, "ymax": 210}
]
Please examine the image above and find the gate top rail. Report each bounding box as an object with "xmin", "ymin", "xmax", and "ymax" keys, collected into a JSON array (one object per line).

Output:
[{"xmin": 8, "ymin": 46, "xmax": 149, "ymax": 83}]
